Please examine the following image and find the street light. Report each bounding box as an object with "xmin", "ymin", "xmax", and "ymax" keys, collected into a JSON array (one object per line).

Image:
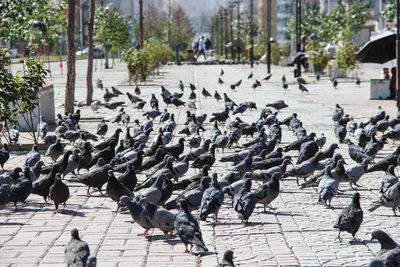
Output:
[
  {"xmin": 267, "ymin": 0, "xmax": 272, "ymax": 73},
  {"xmin": 234, "ymin": 0, "xmax": 242, "ymax": 61},
  {"xmin": 267, "ymin": 37, "xmax": 275, "ymax": 74},
  {"xmin": 250, "ymin": 0, "xmax": 254, "ymax": 68},
  {"xmin": 295, "ymin": 0, "xmax": 302, "ymax": 77},
  {"xmin": 228, "ymin": 2, "xmax": 235, "ymax": 59}
]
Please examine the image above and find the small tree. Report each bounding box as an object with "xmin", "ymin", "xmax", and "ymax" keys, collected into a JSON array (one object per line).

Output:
[
  {"xmin": 169, "ymin": 4, "xmax": 195, "ymax": 50},
  {"xmin": 94, "ymin": 4, "xmax": 130, "ymax": 69},
  {"xmin": 0, "ymin": 50, "xmax": 50, "ymax": 144}
]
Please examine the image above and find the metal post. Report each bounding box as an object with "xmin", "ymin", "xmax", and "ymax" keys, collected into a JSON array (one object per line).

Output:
[
  {"xmin": 225, "ymin": 8, "xmax": 228, "ymax": 59},
  {"xmin": 168, "ymin": 0, "xmax": 171, "ymax": 46},
  {"xmin": 296, "ymin": 0, "xmax": 302, "ymax": 77},
  {"xmin": 220, "ymin": 11, "xmax": 223, "ymax": 56},
  {"xmin": 267, "ymin": 0, "xmax": 272, "ymax": 73},
  {"xmin": 396, "ymin": 0, "xmax": 400, "ymax": 110},
  {"xmin": 250, "ymin": 0, "xmax": 254, "ymax": 68},
  {"xmin": 230, "ymin": 4, "xmax": 234, "ymax": 59},
  {"xmin": 237, "ymin": 1, "xmax": 241, "ymax": 61}
]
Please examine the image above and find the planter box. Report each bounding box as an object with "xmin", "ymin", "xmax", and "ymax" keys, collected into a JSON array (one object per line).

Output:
[
  {"xmin": 15, "ymin": 84, "xmax": 55, "ymax": 132},
  {"xmin": 370, "ymin": 79, "xmax": 391, "ymax": 100}
]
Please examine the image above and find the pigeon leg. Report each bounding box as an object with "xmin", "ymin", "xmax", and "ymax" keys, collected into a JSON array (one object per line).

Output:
[
  {"xmin": 86, "ymin": 187, "xmax": 91, "ymax": 196},
  {"xmin": 335, "ymin": 231, "xmax": 343, "ymax": 242},
  {"xmin": 263, "ymin": 205, "xmax": 267, "ymax": 213},
  {"xmin": 138, "ymin": 228, "xmax": 150, "ymax": 236},
  {"xmin": 63, "ymin": 202, "xmax": 67, "ymax": 209},
  {"xmin": 296, "ymin": 177, "xmax": 299, "ymax": 185},
  {"xmin": 352, "ymin": 234, "xmax": 361, "ymax": 241},
  {"xmin": 350, "ymin": 183, "xmax": 358, "ymax": 191},
  {"xmin": 14, "ymin": 202, "xmax": 18, "ymax": 211},
  {"xmin": 268, "ymin": 205, "xmax": 277, "ymax": 211},
  {"xmin": 184, "ymin": 244, "xmax": 190, "ymax": 254},
  {"xmin": 190, "ymin": 243, "xmax": 194, "ymax": 252},
  {"xmin": 98, "ymin": 187, "xmax": 105, "ymax": 196},
  {"xmin": 214, "ymin": 211, "xmax": 219, "ymax": 223}
]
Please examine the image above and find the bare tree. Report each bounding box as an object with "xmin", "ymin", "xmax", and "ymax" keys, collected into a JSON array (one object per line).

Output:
[
  {"xmin": 65, "ymin": 0, "xmax": 76, "ymax": 114},
  {"xmin": 86, "ymin": 0, "xmax": 95, "ymax": 105}
]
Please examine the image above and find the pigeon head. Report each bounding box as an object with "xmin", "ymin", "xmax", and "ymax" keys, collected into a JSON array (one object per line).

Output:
[
  {"xmin": 330, "ymin": 143, "xmax": 339, "ymax": 150},
  {"xmin": 55, "ymin": 173, "xmax": 62, "ymax": 180},
  {"xmin": 97, "ymin": 157, "xmax": 105, "ymax": 166},
  {"xmin": 71, "ymin": 228, "xmax": 81, "ymax": 240},
  {"xmin": 211, "ymin": 172, "xmax": 218, "ymax": 185},
  {"xmin": 116, "ymin": 128, "xmax": 123, "ymax": 134},
  {"xmin": 222, "ymin": 250, "xmax": 234, "ymax": 264},
  {"xmin": 32, "ymin": 144, "xmax": 39, "ymax": 152},
  {"xmin": 73, "ymin": 149, "xmax": 80, "ymax": 156},
  {"xmin": 118, "ymin": 195, "xmax": 132, "ymax": 206},
  {"xmin": 332, "ymin": 153, "xmax": 343, "ymax": 163},
  {"xmin": 310, "ymin": 132, "xmax": 316, "ymax": 139},
  {"xmin": 0, "ymin": 184, "xmax": 10, "ymax": 192},
  {"xmin": 351, "ymin": 192, "xmax": 361, "ymax": 209},
  {"xmin": 2, "ymin": 143, "xmax": 8, "ymax": 150},
  {"xmin": 178, "ymin": 138, "xmax": 186, "ymax": 144},
  {"xmin": 282, "ymin": 159, "xmax": 292, "ymax": 167},
  {"xmin": 371, "ymin": 230, "xmax": 399, "ymax": 250},
  {"xmin": 388, "ymin": 165, "xmax": 396, "ymax": 175},
  {"xmin": 271, "ymin": 172, "xmax": 281, "ymax": 181},
  {"xmin": 107, "ymin": 170, "xmax": 114, "ymax": 177},
  {"xmin": 177, "ymin": 198, "xmax": 190, "ymax": 213},
  {"xmin": 244, "ymin": 172, "xmax": 253, "ymax": 179},
  {"xmin": 36, "ymin": 160, "xmax": 45, "ymax": 167},
  {"xmin": 86, "ymin": 256, "xmax": 97, "ymax": 267}
]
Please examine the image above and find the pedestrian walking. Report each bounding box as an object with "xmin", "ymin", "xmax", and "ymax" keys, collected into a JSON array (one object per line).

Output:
[{"xmin": 197, "ymin": 36, "xmax": 207, "ymax": 60}]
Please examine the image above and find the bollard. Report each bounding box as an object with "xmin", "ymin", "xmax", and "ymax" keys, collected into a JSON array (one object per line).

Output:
[{"xmin": 176, "ymin": 44, "xmax": 180, "ymax": 64}]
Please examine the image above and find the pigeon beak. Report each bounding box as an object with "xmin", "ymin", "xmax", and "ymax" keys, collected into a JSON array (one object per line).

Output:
[{"xmin": 343, "ymin": 161, "xmax": 348, "ymax": 165}]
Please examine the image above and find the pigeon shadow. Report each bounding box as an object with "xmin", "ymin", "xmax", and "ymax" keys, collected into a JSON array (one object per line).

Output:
[
  {"xmin": 0, "ymin": 222, "xmax": 25, "ymax": 226},
  {"xmin": 164, "ymin": 239, "xmax": 181, "ymax": 246},
  {"xmin": 274, "ymin": 211, "xmax": 303, "ymax": 217},
  {"xmin": 191, "ymin": 251, "xmax": 217, "ymax": 257},
  {"xmin": 59, "ymin": 209, "xmax": 86, "ymax": 217}
]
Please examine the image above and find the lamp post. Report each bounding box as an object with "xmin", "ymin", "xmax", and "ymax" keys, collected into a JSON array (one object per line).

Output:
[
  {"xmin": 229, "ymin": 2, "xmax": 235, "ymax": 59},
  {"xmin": 220, "ymin": 10, "xmax": 224, "ymax": 57},
  {"xmin": 267, "ymin": 0, "xmax": 272, "ymax": 73},
  {"xmin": 224, "ymin": 8, "xmax": 229, "ymax": 59},
  {"xmin": 250, "ymin": 0, "xmax": 254, "ymax": 68},
  {"xmin": 235, "ymin": 0, "xmax": 242, "ymax": 61},
  {"xmin": 295, "ymin": 0, "xmax": 302, "ymax": 77}
]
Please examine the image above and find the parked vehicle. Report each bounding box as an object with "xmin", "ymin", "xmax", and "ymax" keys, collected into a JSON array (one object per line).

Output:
[{"xmin": 76, "ymin": 47, "xmax": 105, "ymax": 58}]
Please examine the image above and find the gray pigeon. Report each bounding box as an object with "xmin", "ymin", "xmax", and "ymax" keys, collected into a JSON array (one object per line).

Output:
[
  {"xmin": 371, "ymin": 230, "xmax": 400, "ymax": 266},
  {"xmin": 7, "ymin": 167, "xmax": 32, "ymax": 210},
  {"xmin": 106, "ymin": 170, "xmax": 134, "ymax": 210},
  {"xmin": 223, "ymin": 173, "xmax": 252, "ymax": 207},
  {"xmin": 265, "ymin": 100, "xmax": 288, "ymax": 110},
  {"xmin": 174, "ymin": 199, "xmax": 208, "ymax": 253},
  {"xmin": 138, "ymin": 174, "xmax": 165, "ymax": 205},
  {"xmin": 0, "ymin": 184, "xmax": 10, "ymax": 208},
  {"xmin": 315, "ymin": 133, "xmax": 326, "ymax": 149},
  {"xmin": 86, "ymin": 256, "xmax": 97, "ymax": 267},
  {"xmin": 46, "ymin": 138, "xmax": 64, "ymax": 162},
  {"xmin": 283, "ymin": 152, "xmax": 324, "ymax": 185},
  {"xmin": 30, "ymin": 160, "xmax": 45, "ymax": 182},
  {"xmin": 233, "ymin": 178, "xmax": 256, "ymax": 223},
  {"xmin": 333, "ymin": 192, "xmax": 363, "ymax": 242},
  {"xmin": 317, "ymin": 165, "xmax": 338, "ymax": 208},
  {"xmin": 200, "ymin": 173, "xmax": 224, "ymax": 222},
  {"xmin": 140, "ymin": 198, "xmax": 176, "ymax": 238},
  {"xmin": 25, "ymin": 144, "xmax": 40, "ymax": 167},
  {"xmin": 64, "ymin": 228, "xmax": 90, "ymax": 267},
  {"xmin": 49, "ymin": 173, "xmax": 70, "ymax": 213},
  {"xmin": 39, "ymin": 116, "xmax": 49, "ymax": 138},
  {"xmin": 118, "ymin": 196, "xmax": 154, "ymax": 235},
  {"xmin": 96, "ymin": 119, "xmax": 108, "ymax": 138},
  {"xmin": 344, "ymin": 159, "xmax": 371, "ymax": 189},
  {"xmin": 369, "ymin": 181, "xmax": 400, "ymax": 216},
  {"xmin": 297, "ymin": 140, "xmax": 319, "ymax": 164},
  {"xmin": 0, "ymin": 143, "xmax": 10, "ymax": 170},
  {"xmin": 218, "ymin": 250, "xmax": 235, "ymax": 267},
  {"xmin": 254, "ymin": 172, "xmax": 280, "ymax": 212},
  {"xmin": 63, "ymin": 149, "xmax": 81, "ymax": 178},
  {"xmin": 380, "ymin": 165, "xmax": 399, "ymax": 194}
]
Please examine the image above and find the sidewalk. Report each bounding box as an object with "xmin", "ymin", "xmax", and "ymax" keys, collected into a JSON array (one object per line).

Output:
[{"xmin": 0, "ymin": 60, "xmax": 398, "ymax": 266}]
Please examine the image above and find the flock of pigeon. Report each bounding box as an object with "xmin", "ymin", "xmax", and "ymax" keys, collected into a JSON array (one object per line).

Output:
[{"xmin": 0, "ymin": 67, "xmax": 399, "ymax": 267}]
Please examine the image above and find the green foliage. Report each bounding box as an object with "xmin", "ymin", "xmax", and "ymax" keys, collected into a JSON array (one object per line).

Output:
[
  {"xmin": 169, "ymin": 4, "xmax": 195, "ymax": 50},
  {"xmin": 94, "ymin": 5, "xmax": 130, "ymax": 51},
  {"xmin": 271, "ymin": 43, "xmax": 282, "ymax": 65},
  {"xmin": 0, "ymin": 49, "xmax": 50, "ymax": 143},
  {"xmin": 307, "ymin": 39, "xmax": 329, "ymax": 71},
  {"xmin": 0, "ymin": 0, "xmax": 67, "ymax": 45},
  {"xmin": 381, "ymin": 0, "xmax": 396, "ymax": 23},
  {"xmin": 336, "ymin": 41, "xmax": 359, "ymax": 72},
  {"xmin": 122, "ymin": 40, "xmax": 172, "ymax": 81}
]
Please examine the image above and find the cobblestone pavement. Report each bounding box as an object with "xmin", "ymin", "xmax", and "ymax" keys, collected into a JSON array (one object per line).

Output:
[{"xmin": 1, "ymin": 61, "xmax": 399, "ymax": 266}]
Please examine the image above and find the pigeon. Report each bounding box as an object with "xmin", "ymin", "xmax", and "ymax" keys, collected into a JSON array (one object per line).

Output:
[
  {"xmin": 111, "ymin": 86, "xmax": 123, "ymax": 96},
  {"xmin": 369, "ymin": 181, "xmax": 400, "ymax": 215},
  {"xmin": 179, "ymin": 80, "xmax": 184, "ymax": 91},
  {"xmin": 171, "ymin": 154, "xmax": 190, "ymax": 182},
  {"xmin": 218, "ymin": 77, "xmax": 224, "ymax": 84},
  {"xmin": 103, "ymin": 88, "xmax": 116, "ymax": 102},
  {"xmin": 218, "ymin": 250, "xmax": 235, "ymax": 267},
  {"xmin": 118, "ymin": 163, "xmax": 137, "ymax": 191},
  {"xmin": 150, "ymin": 94, "xmax": 159, "ymax": 110},
  {"xmin": 318, "ymin": 165, "xmax": 338, "ymax": 208},
  {"xmin": 316, "ymin": 133, "xmax": 327, "ymax": 149},
  {"xmin": 105, "ymin": 101, "xmax": 125, "ymax": 110},
  {"xmin": 25, "ymin": 144, "xmax": 40, "ymax": 167},
  {"xmin": 345, "ymin": 159, "xmax": 371, "ymax": 189},
  {"xmin": 220, "ymin": 69, "xmax": 224, "ymax": 76},
  {"xmin": 333, "ymin": 192, "xmax": 363, "ymax": 242},
  {"xmin": 192, "ymin": 144, "xmax": 216, "ymax": 169},
  {"xmin": 346, "ymin": 139, "xmax": 370, "ymax": 163},
  {"xmin": 200, "ymin": 173, "xmax": 224, "ymax": 222},
  {"xmin": 296, "ymin": 140, "xmax": 319, "ymax": 164},
  {"xmin": 265, "ymin": 100, "xmax": 288, "ymax": 110},
  {"xmin": 332, "ymin": 104, "xmax": 343, "ymax": 122},
  {"xmin": 138, "ymin": 174, "xmax": 165, "ymax": 205},
  {"xmin": 202, "ymin": 87, "xmax": 211, "ymax": 98},
  {"xmin": 49, "ymin": 173, "xmax": 70, "ymax": 213},
  {"xmin": 366, "ymin": 146, "xmax": 400, "ymax": 173},
  {"xmin": 356, "ymin": 78, "xmax": 361, "ymax": 86},
  {"xmin": 333, "ymin": 79, "xmax": 338, "ymax": 88},
  {"xmin": 68, "ymin": 163, "xmax": 111, "ymax": 196},
  {"xmin": 118, "ymin": 196, "xmax": 153, "ymax": 236},
  {"xmin": 263, "ymin": 73, "xmax": 272, "ymax": 80},
  {"xmin": 90, "ymin": 100, "xmax": 101, "ymax": 112},
  {"xmin": 29, "ymin": 160, "xmax": 44, "ymax": 182},
  {"xmin": 214, "ymin": 90, "xmax": 222, "ymax": 101},
  {"xmin": 86, "ymin": 256, "xmax": 97, "ymax": 267},
  {"xmin": 96, "ymin": 79, "xmax": 103, "ymax": 90},
  {"xmin": 139, "ymin": 198, "xmax": 176, "ymax": 238},
  {"xmin": 210, "ymin": 108, "xmax": 229, "ymax": 123},
  {"xmin": 370, "ymin": 229, "xmax": 400, "ymax": 265},
  {"xmin": 189, "ymin": 83, "xmax": 196, "ymax": 91},
  {"xmin": 9, "ymin": 125, "xmax": 19, "ymax": 144},
  {"xmin": 189, "ymin": 91, "xmax": 196, "ymax": 100},
  {"xmin": 0, "ymin": 143, "xmax": 10, "ymax": 170},
  {"xmin": 248, "ymin": 72, "xmax": 253, "ymax": 79},
  {"xmin": 174, "ymin": 199, "xmax": 208, "ymax": 253},
  {"xmin": 106, "ymin": 170, "xmax": 134, "ymax": 211},
  {"xmin": 62, "ymin": 149, "xmax": 80, "ymax": 178},
  {"xmin": 64, "ymin": 229, "xmax": 90, "ymax": 267},
  {"xmin": 39, "ymin": 116, "xmax": 49, "ymax": 138},
  {"xmin": 254, "ymin": 172, "xmax": 280, "ymax": 212},
  {"xmin": 126, "ymin": 92, "xmax": 141, "ymax": 104},
  {"xmin": 0, "ymin": 184, "xmax": 10, "ymax": 208},
  {"xmin": 298, "ymin": 83, "xmax": 308, "ymax": 94},
  {"xmin": 134, "ymin": 85, "xmax": 141, "ymax": 96},
  {"xmin": 233, "ymin": 178, "xmax": 256, "ymax": 223},
  {"xmin": 380, "ymin": 165, "xmax": 399, "ymax": 194},
  {"xmin": 7, "ymin": 167, "xmax": 32, "ymax": 210}
]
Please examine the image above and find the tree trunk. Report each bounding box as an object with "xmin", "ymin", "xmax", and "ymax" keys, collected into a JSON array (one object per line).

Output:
[
  {"xmin": 104, "ymin": 47, "xmax": 109, "ymax": 69},
  {"xmin": 65, "ymin": 0, "xmax": 76, "ymax": 114},
  {"xmin": 86, "ymin": 0, "xmax": 95, "ymax": 105},
  {"xmin": 139, "ymin": 0, "xmax": 144, "ymax": 48}
]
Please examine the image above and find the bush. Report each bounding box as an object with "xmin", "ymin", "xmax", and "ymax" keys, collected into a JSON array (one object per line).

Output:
[
  {"xmin": 336, "ymin": 41, "xmax": 358, "ymax": 74},
  {"xmin": 271, "ymin": 43, "xmax": 282, "ymax": 65},
  {"xmin": 122, "ymin": 39, "xmax": 173, "ymax": 81},
  {"xmin": 307, "ymin": 39, "xmax": 329, "ymax": 72}
]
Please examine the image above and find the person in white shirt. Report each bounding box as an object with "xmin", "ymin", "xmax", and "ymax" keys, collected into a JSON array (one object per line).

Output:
[{"xmin": 197, "ymin": 36, "xmax": 207, "ymax": 60}]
